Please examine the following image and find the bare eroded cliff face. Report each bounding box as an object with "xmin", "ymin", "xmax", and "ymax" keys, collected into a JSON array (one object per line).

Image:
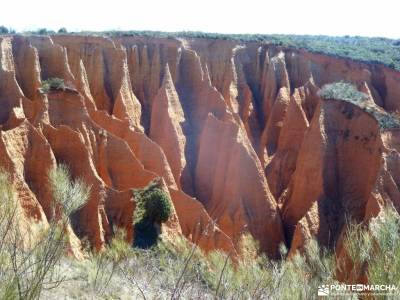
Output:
[{"xmin": 1, "ymin": 34, "xmax": 400, "ymax": 258}]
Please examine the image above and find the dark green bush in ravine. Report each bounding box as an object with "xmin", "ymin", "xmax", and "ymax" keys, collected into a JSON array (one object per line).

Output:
[{"xmin": 132, "ymin": 180, "xmax": 172, "ymax": 248}]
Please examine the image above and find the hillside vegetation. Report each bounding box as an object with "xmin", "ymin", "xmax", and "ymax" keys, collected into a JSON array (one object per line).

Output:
[
  {"xmin": 104, "ymin": 31, "xmax": 400, "ymax": 71},
  {"xmin": 319, "ymin": 82, "xmax": 400, "ymax": 129},
  {"xmin": 1, "ymin": 27, "xmax": 400, "ymax": 71}
]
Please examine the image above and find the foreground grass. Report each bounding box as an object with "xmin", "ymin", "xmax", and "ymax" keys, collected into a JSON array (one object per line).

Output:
[
  {"xmin": 39, "ymin": 233, "xmax": 339, "ymax": 299},
  {"xmin": 0, "ymin": 167, "xmax": 400, "ymax": 299}
]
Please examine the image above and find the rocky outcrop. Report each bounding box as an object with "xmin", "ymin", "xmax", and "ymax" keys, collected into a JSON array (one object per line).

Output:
[
  {"xmin": 283, "ymin": 99, "xmax": 394, "ymax": 256},
  {"xmin": 195, "ymin": 114, "xmax": 284, "ymax": 257},
  {"xmin": 265, "ymin": 87, "xmax": 310, "ymax": 199},
  {"xmin": 168, "ymin": 188, "xmax": 235, "ymax": 253},
  {"xmin": 1, "ymin": 34, "xmax": 400, "ymax": 260},
  {"xmin": 150, "ymin": 64, "xmax": 189, "ymax": 189}
]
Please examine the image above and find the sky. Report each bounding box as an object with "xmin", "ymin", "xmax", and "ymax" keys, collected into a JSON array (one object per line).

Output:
[{"xmin": 1, "ymin": 0, "xmax": 399, "ymax": 38}]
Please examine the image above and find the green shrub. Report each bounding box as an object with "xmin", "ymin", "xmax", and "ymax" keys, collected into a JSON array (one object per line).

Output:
[
  {"xmin": 368, "ymin": 207, "xmax": 400, "ymax": 285},
  {"xmin": 364, "ymin": 107, "xmax": 400, "ymax": 129},
  {"xmin": 49, "ymin": 164, "xmax": 90, "ymax": 216},
  {"xmin": 318, "ymin": 82, "xmax": 400, "ymax": 129},
  {"xmin": 0, "ymin": 26, "xmax": 9, "ymax": 34},
  {"xmin": 319, "ymin": 82, "xmax": 368, "ymax": 103},
  {"xmin": 38, "ymin": 28, "xmax": 49, "ymax": 35},
  {"xmin": 133, "ymin": 181, "xmax": 172, "ymax": 225},
  {"xmin": 343, "ymin": 206, "xmax": 400, "ymax": 287},
  {"xmin": 40, "ymin": 78, "xmax": 66, "ymax": 94},
  {"xmin": 0, "ymin": 165, "xmax": 91, "ymax": 299},
  {"xmin": 132, "ymin": 180, "xmax": 173, "ymax": 248},
  {"xmin": 0, "ymin": 26, "xmax": 15, "ymax": 35},
  {"xmin": 143, "ymin": 189, "xmax": 172, "ymax": 223},
  {"xmin": 58, "ymin": 27, "xmax": 67, "ymax": 34}
]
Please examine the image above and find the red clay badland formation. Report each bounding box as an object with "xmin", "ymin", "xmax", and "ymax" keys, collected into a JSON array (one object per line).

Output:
[{"xmin": 1, "ymin": 34, "xmax": 400, "ymax": 260}]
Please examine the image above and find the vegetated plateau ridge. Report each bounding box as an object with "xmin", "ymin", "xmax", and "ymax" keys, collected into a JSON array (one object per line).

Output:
[{"xmin": 0, "ymin": 32, "xmax": 400, "ymax": 297}]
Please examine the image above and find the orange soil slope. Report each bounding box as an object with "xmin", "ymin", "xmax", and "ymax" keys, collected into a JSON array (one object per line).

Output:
[{"xmin": 1, "ymin": 34, "xmax": 400, "ymax": 258}]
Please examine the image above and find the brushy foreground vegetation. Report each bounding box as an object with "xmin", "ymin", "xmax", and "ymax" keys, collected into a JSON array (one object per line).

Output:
[
  {"xmin": 1, "ymin": 26, "xmax": 400, "ymax": 71},
  {"xmin": 344, "ymin": 207, "xmax": 400, "ymax": 286},
  {"xmin": 0, "ymin": 167, "xmax": 400, "ymax": 299},
  {"xmin": 0, "ymin": 166, "xmax": 88, "ymax": 299}
]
